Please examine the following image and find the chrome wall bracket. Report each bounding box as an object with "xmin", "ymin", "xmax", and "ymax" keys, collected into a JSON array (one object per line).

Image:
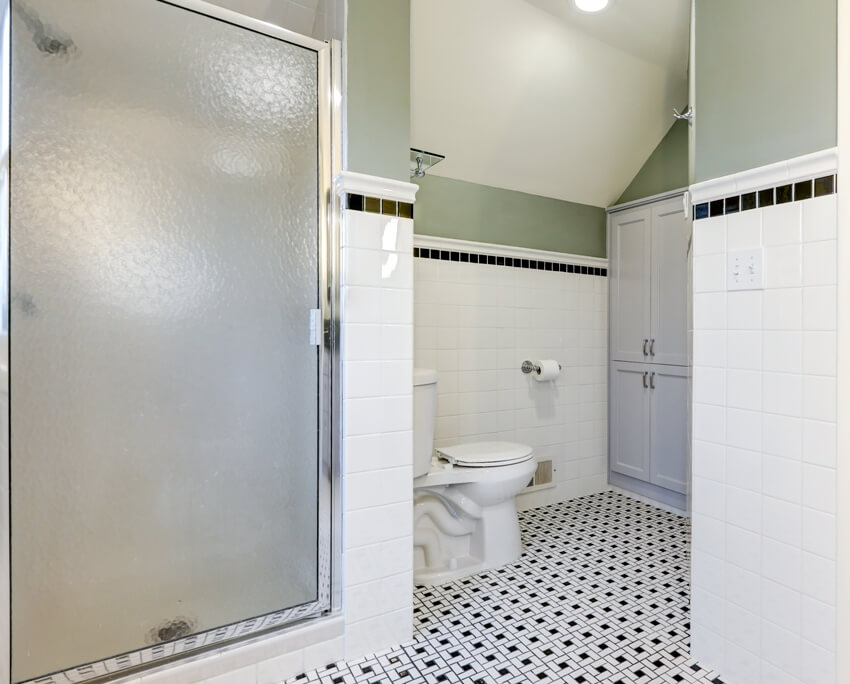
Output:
[{"xmin": 673, "ymin": 105, "xmax": 694, "ymax": 125}]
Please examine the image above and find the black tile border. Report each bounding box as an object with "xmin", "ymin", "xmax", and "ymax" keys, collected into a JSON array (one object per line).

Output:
[
  {"xmin": 693, "ymin": 173, "xmax": 837, "ymax": 221},
  {"xmin": 346, "ymin": 192, "xmax": 414, "ymax": 219},
  {"xmin": 413, "ymin": 247, "xmax": 607, "ymax": 277}
]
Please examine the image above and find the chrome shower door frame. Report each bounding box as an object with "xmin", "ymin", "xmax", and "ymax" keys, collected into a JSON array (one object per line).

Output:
[{"xmin": 0, "ymin": 1, "xmax": 341, "ymax": 682}]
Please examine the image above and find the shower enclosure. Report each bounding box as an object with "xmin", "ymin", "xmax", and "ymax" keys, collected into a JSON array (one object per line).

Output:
[{"xmin": 3, "ymin": 1, "xmax": 338, "ymax": 682}]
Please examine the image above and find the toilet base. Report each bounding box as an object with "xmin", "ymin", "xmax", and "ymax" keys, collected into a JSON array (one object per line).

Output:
[
  {"xmin": 467, "ymin": 498, "xmax": 524, "ymax": 568},
  {"xmin": 413, "ymin": 456, "xmax": 536, "ymax": 587},
  {"xmin": 414, "ymin": 554, "xmax": 484, "ymax": 587},
  {"xmin": 413, "ymin": 499, "xmax": 527, "ymax": 587},
  {"xmin": 413, "ymin": 544, "xmax": 527, "ymax": 587}
]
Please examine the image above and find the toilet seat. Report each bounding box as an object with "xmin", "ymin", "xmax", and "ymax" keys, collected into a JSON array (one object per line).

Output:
[{"xmin": 436, "ymin": 441, "xmax": 534, "ymax": 468}]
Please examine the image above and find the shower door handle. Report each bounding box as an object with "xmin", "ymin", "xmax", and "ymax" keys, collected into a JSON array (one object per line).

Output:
[{"xmin": 309, "ymin": 308, "xmax": 322, "ymax": 346}]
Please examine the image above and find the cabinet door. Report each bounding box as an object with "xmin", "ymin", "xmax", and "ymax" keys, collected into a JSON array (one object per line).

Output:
[
  {"xmin": 649, "ymin": 365, "xmax": 689, "ymax": 494},
  {"xmin": 610, "ymin": 362, "xmax": 651, "ymax": 482},
  {"xmin": 650, "ymin": 198, "xmax": 690, "ymax": 366},
  {"xmin": 610, "ymin": 207, "xmax": 651, "ymax": 363}
]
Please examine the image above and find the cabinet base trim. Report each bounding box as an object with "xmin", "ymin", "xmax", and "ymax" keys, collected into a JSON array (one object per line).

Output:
[{"xmin": 607, "ymin": 473, "xmax": 687, "ymax": 514}]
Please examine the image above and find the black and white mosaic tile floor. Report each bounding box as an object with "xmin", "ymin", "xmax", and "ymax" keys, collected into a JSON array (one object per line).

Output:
[{"xmin": 287, "ymin": 492, "xmax": 724, "ymax": 684}]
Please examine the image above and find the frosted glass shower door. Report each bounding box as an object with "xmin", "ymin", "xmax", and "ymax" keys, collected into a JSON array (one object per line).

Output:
[{"xmin": 9, "ymin": 1, "xmax": 331, "ymax": 682}]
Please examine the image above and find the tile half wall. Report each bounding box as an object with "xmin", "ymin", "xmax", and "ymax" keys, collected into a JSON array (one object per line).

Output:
[{"xmin": 690, "ymin": 148, "xmax": 838, "ymax": 684}]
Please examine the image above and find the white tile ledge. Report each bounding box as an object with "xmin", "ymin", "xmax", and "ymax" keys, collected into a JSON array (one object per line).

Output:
[
  {"xmin": 414, "ymin": 234, "xmax": 608, "ymax": 268},
  {"xmin": 690, "ymin": 147, "xmax": 838, "ymax": 203},
  {"xmin": 335, "ymin": 171, "xmax": 419, "ymax": 204},
  {"xmin": 126, "ymin": 616, "xmax": 345, "ymax": 684}
]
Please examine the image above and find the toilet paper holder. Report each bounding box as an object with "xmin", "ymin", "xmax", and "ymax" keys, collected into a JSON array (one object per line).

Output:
[{"xmin": 521, "ymin": 360, "xmax": 562, "ymax": 375}]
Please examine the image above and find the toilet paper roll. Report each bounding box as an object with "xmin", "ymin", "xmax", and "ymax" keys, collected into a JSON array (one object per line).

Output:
[{"xmin": 533, "ymin": 359, "xmax": 561, "ymax": 382}]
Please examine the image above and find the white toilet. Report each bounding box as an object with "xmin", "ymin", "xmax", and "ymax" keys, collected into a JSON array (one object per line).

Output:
[{"xmin": 413, "ymin": 368, "xmax": 537, "ymax": 586}]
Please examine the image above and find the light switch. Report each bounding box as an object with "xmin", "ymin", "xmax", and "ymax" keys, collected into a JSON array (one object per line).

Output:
[{"xmin": 727, "ymin": 249, "xmax": 763, "ymax": 291}]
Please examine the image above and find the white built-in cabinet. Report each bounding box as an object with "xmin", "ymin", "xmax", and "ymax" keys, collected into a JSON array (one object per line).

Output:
[
  {"xmin": 608, "ymin": 195, "xmax": 691, "ymax": 501},
  {"xmin": 611, "ymin": 198, "xmax": 689, "ymax": 366},
  {"xmin": 610, "ymin": 362, "xmax": 689, "ymax": 494}
]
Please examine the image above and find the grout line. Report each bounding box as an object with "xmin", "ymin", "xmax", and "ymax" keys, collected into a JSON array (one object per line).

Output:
[{"xmin": 413, "ymin": 247, "xmax": 608, "ymax": 277}]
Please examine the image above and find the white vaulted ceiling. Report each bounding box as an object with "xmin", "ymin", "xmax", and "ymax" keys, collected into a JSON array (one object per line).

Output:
[{"xmin": 410, "ymin": 0, "xmax": 690, "ymax": 207}]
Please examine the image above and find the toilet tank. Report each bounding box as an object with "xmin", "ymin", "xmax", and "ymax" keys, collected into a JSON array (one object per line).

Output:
[{"xmin": 413, "ymin": 368, "xmax": 438, "ymax": 478}]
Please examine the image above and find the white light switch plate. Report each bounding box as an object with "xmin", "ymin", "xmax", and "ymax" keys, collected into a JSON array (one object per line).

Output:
[{"xmin": 727, "ymin": 249, "xmax": 763, "ymax": 291}]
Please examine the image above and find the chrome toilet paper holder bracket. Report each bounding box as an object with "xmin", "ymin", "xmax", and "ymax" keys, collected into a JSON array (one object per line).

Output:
[{"xmin": 521, "ymin": 360, "xmax": 562, "ymax": 375}]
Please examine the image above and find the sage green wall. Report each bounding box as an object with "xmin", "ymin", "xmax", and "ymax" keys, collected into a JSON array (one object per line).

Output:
[
  {"xmin": 694, "ymin": 0, "xmax": 836, "ymax": 182},
  {"xmin": 346, "ymin": 0, "xmax": 410, "ymax": 181},
  {"xmin": 413, "ymin": 176, "xmax": 607, "ymax": 258},
  {"xmin": 616, "ymin": 120, "xmax": 689, "ymax": 205}
]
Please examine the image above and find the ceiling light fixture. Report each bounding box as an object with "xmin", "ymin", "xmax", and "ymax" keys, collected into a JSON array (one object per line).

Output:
[{"xmin": 574, "ymin": 0, "xmax": 609, "ymax": 12}]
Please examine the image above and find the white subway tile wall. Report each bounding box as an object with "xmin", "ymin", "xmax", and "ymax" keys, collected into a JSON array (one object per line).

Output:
[
  {"xmin": 691, "ymin": 191, "xmax": 838, "ymax": 684},
  {"xmin": 341, "ymin": 209, "xmax": 414, "ymax": 660},
  {"xmin": 413, "ymin": 244, "xmax": 609, "ymax": 509}
]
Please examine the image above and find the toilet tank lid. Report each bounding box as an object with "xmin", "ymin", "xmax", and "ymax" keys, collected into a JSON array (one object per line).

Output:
[
  {"xmin": 437, "ymin": 441, "xmax": 534, "ymax": 466},
  {"xmin": 414, "ymin": 368, "xmax": 438, "ymax": 386}
]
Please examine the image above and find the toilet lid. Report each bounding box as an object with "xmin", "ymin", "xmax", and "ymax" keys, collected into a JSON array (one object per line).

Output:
[{"xmin": 436, "ymin": 441, "xmax": 534, "ymax": 468}]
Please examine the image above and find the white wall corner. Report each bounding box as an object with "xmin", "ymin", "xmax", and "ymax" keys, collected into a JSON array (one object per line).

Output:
[
  {"xmin": 835, "ymin": 0, "xmax": 850, "ymax": 682},
  {"xmin": 335, "ymin": 171, "xmax": 419, "ymax": 203},
  {"xmin": 338, "ymin": 203, "xmax": 415, "ymax": 670}
]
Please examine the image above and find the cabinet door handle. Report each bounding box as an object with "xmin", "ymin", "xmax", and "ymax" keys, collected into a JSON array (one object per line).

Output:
[
  {"xmin": 642, "ymin": 372, "xmax": 648, "ymax": 388},
  {"xmin": 650, "ymin": 372, "xmax": 656, "ymax": 389},
  {"xmin": 649, "ymin": 339, "xmax": 655, "ymax": 356},
  {"xmin": 643, "ymin": 339, "xmax": 648, "ymax": 356}
]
